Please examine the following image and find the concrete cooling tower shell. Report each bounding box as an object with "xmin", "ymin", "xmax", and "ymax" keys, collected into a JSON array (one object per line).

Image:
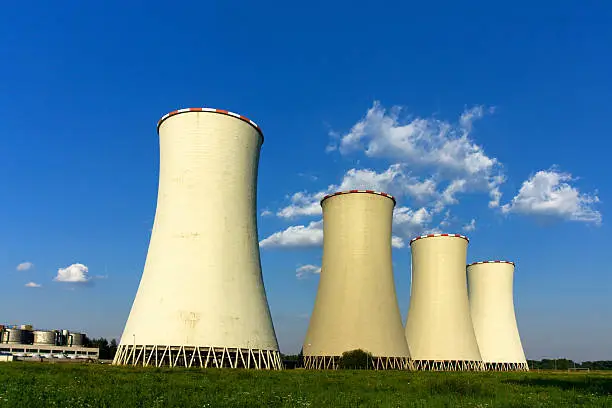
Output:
[
  {"xmin": 467, "ymin": 261, "xmax": 528, "ymax": 371},
  {"xmin": 405, "ymin": 234, "xmax": 483, "ymax": 371},
  {"xmin": 113, "ymin": 108, "xmax": 281, "ymax": 369},
  {"xmin": 303, "ymin": 190, "xmax": 411, "ymax": 370}
]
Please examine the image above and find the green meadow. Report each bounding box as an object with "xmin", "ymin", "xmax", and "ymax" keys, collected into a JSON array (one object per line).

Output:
[{"xmin": 0, "ymin": 362, "xmax": 611, "ymax": 407}]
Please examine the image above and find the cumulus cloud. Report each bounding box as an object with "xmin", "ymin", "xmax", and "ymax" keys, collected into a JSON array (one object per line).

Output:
[
  {"xmin": 295, "ymin": 264, "xmax": 321, "ymax": 279},
  {"xmin": 261, "ymin": 102, "xmax": 602, "ymax": 254},
  {"xmin": 393, "ymin": 206, "xmax": 435, "ymax": 239},
  {"xmin": 391, "ymin": 236, "xmax": 405, "ymax": 248},
  {"xmin": 276, "ymin": 164, "xmax": 437, "ymax": 219},
  {"xmin": 259, "ymin": 220, "xmax": 324, "ymax": 248},
  {"xmin": 463, "ymin": 219, "xmax": 477, "ymax": 232},
  {"xmin": 25, "ymin": 282, "xmax": 41, "ymax": 288},
  {"xmin": 434, "ymin": 179, "xmax": 467, "ymax": 212},
  {"xmin": 332, "ymin": 102, "xmax": 504, "ymax": 207},
  {"xmin": 277, "ymin": 191, "xmax": 327, "ymax": 218},
  {"xmin": 275, "ymin": 102, "xmax": 503, "ymax": 228},
  {"xmin": 260, "ymin": 210, "xmax": 273, "ymax": 217},
  {"xmin": 16, "ymin": 262, "xmax": 34, "ymax": 271},
  {"xmin": 501, "ymin": 169, "xmax": 601, "ymax": 224},
  {"xmin": 336, "ymin": 102, "xmax": 497, "ymax": 172},
  {"xmin": 54, "ymin": 263, "xmax": 91, "ymax": 283}
]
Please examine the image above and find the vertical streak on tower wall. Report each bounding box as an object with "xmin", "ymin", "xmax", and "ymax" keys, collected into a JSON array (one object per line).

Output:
[
  {"xmin": 467, "ymin": 261, "xmax": 528, "ymax": 371},
  {"xmin": 405, "ymin": 234, "xmax": 482, "ymax": 371},
  {"xmin": 303, "ymin": 191, "xmax": 411, "ymax": 370},
  {"xmin": 114, "ymin": 108, "xmax": 281, "ymax": 369}
]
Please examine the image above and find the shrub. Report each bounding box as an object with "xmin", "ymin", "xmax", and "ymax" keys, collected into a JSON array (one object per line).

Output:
[{"xmin": 338, "ymin": 349, "xmax": 373, "ymax": 370}]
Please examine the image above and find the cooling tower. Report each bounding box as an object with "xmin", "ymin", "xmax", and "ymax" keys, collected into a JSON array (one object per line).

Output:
[
  {"xmin": 113, "ymin": 108, "xmax": 281, "ymax": 369},
  {"xmin": 303, "ymin": 190, "xmax": 411, "ymax": 370},
  {"xmin": 405, "ymin": 234, "xmax": 482, "ymax": 371},
  {"xmin": 467, "ymin": 261, "xmax": 528, "ymax": 371}
]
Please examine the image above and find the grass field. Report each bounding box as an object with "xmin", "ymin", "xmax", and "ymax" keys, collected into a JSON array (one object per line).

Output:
[{"xmin": 0, "ymin": 363, "xmax": 611, "ymax": 407}]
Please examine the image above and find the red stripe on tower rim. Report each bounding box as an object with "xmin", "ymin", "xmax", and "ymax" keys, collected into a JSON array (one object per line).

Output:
[
  {"xmin": 409, "ymin": 233, "xmax": 470, "ymax": 245},
  {"xmin": 320, "ymin": 190, "xmax": 397, "ymax": 206},
  {"xmin": 467, "ymin": 260, "xmax": 515, "ymax": 267},
  {"xmin": 156, "ymin": 107, "xmax": 264, "ymax": 142}
]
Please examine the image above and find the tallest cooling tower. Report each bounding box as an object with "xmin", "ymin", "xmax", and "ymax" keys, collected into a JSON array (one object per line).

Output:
[{"xmin": 114, "ymin": 108, "xmax": 281, "ymax": 369}]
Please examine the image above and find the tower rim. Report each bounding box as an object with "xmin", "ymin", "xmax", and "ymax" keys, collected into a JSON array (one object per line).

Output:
[
  {"xmin": 409, "ymin": 233, "xmax": 469, "ymax": 246},
  {"xmin": 467, "ymin": 260, "xmax": 515, "ymax": 267},
  {"xmin": 156, "ymin": 107, "xmax": 264, "ymax": 143},
  {"xmin": 320, "ymin": 190, "xmax": 396, "ymax": 206}
]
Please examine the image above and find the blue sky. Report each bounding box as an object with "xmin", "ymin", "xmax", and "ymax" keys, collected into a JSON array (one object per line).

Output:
[{"xmin": 1, "ymin": 1, "xmax": 610, "ymax": 361}]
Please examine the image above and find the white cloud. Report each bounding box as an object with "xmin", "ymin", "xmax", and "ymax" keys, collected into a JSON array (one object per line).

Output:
[
  {"xmin": 54, "ymin": 263, "xmax": 91, "ymax": 283},
  {"xmin": 463, "ymin": 219, "xmax": 477, "ymax": 232},
  {"xmin": 16, "ymin": 262, "xmax": 34, "ymax": 271},
  {"xmin": 276, "ymin": 164, "xmax": 438, "ymax": 219},
  {"xmin": 488, "ymin": 174, "xmax": 505, "ymax": 208},
  {"xmin": 263, "ymin": 103, "xmax": 603, "ymax": 254},
  {"xmin": 260, "ymin": 220, "xmax": 323, "ymax": 248},
  {"xmin": 391, "ymin": 236, "xmax": 405, "ymax": 248},
  {"xmin": 337, "ymin": 102, "xmax": 496, "ymax": 173},
  {"xmin": 434, "ymin": 179, "xmax": 467, "ymax": 212},
  {"xmin": 25, "ymin": 282, "xmax": 41, "ymax": 288},
  {"xmin": 333, "ymin": 102, "xmax": 504, "ymax": 208},
  {"xmin": 439, "ymin": 210, "xmax": 452, "ymax": 227},
  {"xmin": 296, "ymin": 264, "xmax": 321, "ymax": 279},
  {"xmin": 276, "ymin": 191, "xmax": 327, "ymax": 218},
  {"xmin": 274, "ymin": 102, "xmax": 504, "ymax": 227},
  {"xmin": 501, "ymin": 169, "xmax": 601, "ymax": 224},
  {"xmin": 260, "ymin": 210, "xmax": 273, "ymax": 217},
  {"xmin": 393, "ymin": 206, "xmax": 434, "ymax": 240},
  {"xmin": 459, "ymin": 105, "xmax": 494, "ymax": 131}
]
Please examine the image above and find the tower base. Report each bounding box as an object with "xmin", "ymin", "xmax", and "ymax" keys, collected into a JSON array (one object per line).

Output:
[
  {"xmin": 484, "ymin": 362, "xmax": 529, "ymax": 371},
  {"xmin": 411, "ymin": 359, "xmax": 484, "ymax": 371},
  {"xmin": 112, "ymin": 345, "xmax": 283, "ymax": 370},
  {"xmin": 303, "ymin": 355, "xmax": 410, "ymax": 370}
]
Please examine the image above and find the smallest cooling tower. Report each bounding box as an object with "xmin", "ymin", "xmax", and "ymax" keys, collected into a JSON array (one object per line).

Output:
[
  {"xmin": 303, "ymin": 190, "xmax": 411, "ymax": 370},
  {"xmin": 467, "ymin": 261, "xmax": 528, "ymax": 371},
  {"xmin": 405, "ymin": 234, "xmax": 482, "ymax": 371}
]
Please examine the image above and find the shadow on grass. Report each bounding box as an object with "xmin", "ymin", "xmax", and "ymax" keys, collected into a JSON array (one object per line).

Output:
[{"xmin": 505, "ymin": 377, "xmax": 612, "ymax": 396}]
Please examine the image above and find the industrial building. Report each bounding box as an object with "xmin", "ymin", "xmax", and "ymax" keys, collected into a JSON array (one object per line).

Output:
[
  {"xmin": 303, "ymin": 190, "xmax": 411, "ymax": 370},
  {"xmin": 405, "ymin": 234, "xmax": 483, "ymax": 371},
  {"xmin": 0, "ymin": 324, "xmax": 98, "ymax": 360},
  {"xmin": 114, "ymin": 108, "xmax": 281, "ymax": 369},
  {"xmin": 467, "ymin": 261, "xmax": 529, "ymax": 371}
]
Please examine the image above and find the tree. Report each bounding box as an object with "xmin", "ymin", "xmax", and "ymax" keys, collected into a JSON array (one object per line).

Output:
[
  {"xmin": 86, "ymin": 337, "xmax": 118, "ymax": 360},
  {"xmin": 109, "ymin": 339, "xmax": 118, "ymax": 359}
]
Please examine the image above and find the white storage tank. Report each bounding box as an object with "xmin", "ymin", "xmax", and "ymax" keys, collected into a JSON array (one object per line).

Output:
[
  {"xmin": 33, "ymin": 330, "xmax": 57, "ymax": 346},
  {"xmin": 2, "ymin": 328, "xmax": 27, "ymax": 344},
  {"xmin": 69, "ymin": 333, "xmax": 85, "ymax": 347}
]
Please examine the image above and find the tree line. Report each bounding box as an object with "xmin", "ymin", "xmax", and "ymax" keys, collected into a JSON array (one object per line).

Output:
[
  {"xmin": 528, "ymin": 359, "xmax": 612, "ymax": 370},
  {"xmin": 283, "ymin": 351, "xmax": 612, "ymax": 370},
  {"xmin": 83, "ymin": 337, "xmax": 118, "ymax": 360}
]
